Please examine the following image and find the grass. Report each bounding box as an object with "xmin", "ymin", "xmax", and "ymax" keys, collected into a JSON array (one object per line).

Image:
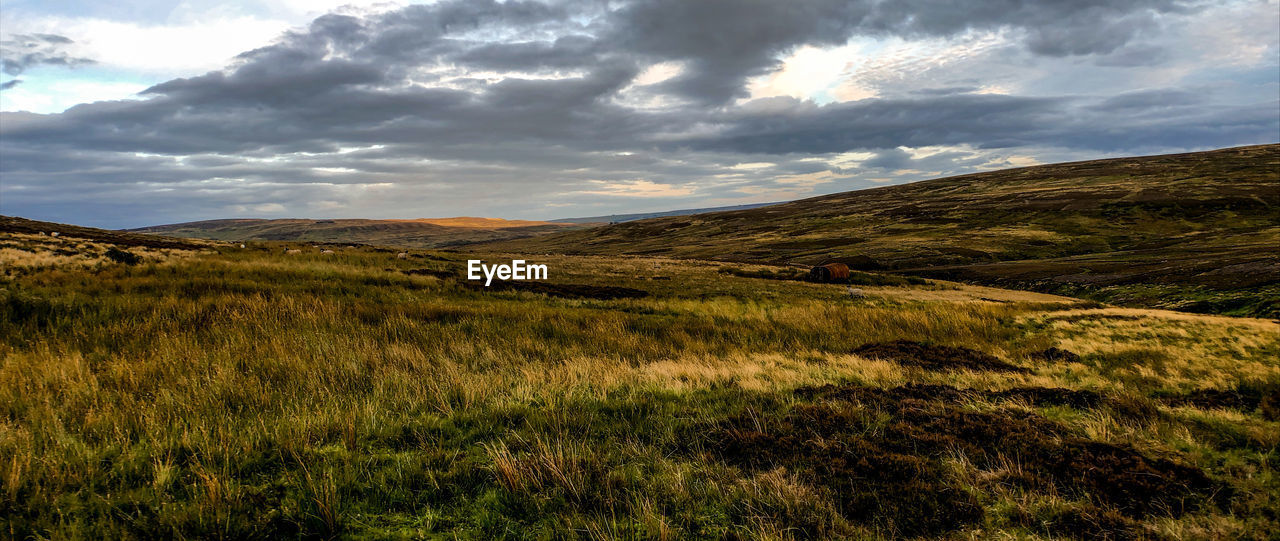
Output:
[
  {"xmin": 2, "ymin": 233, "xmax": 1278, "ymax": 539},
  {"xmin": 483, "ymin": 144, "xmax": 1280, "ymax": 318},
  {"xmin": 125, "ymin": 217, "xmax": 591, "ymax": 249}
]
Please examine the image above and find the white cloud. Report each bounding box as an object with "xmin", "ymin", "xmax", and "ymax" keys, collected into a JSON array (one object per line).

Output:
[
  {"xmin": 0, "ymin": 1, "xmax": 421, "ymax": 111},
  {"xmin": 748, "ymin": 45, "xmax": 857, "ymax": 103},
  {"xmin": 233, "ymin": 202, "xmax": 287, "ymax": 214},
  {"xmin": 0, "ymin": 78, "xmax": 148, "ymax": 113},
  {"xmin": 578, "ymin": 180, "xmax": 695, "ymax": 197},
  {"xmin": 5, "ymin": 16, "xmax": 293, "ymax": 77}
]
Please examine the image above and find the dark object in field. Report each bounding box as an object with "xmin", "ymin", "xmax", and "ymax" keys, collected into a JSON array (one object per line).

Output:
[
  {"xmin": 809, "ymin": 262, "xmax": 850, "ymax": 282},
  {"xmin": 1156, "ymin": 382, "xmax": 1280, "ymax": 420},
  {"xmin": 1036, "ymin": 347, "xmax": 1083, "ymax": 363},
  {"xmin": 853, "ymin": 340, "xmax": 1031, "ymax": 373},
  {"xmin": 828, "ymin": 254, "xmax": 882, "ymax": 270},
  {"xmin": 104, "ymin": 246, "xmax": 142, "ymax": 265},
  {"xmin": 463, "ymin": 280, "xmax": 648, "ymax": 300},
  {"xmin": 712, "ymin": 382, "xmax": 1225, "ymax": 537}
]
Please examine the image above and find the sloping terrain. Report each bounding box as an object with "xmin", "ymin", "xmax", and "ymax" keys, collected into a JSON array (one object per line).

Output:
[
  {"xmin": 550, "ymin": 202, "xmax": 779, "ymax": 224},
  {"xmin": 2, "ymin": 215, "xmax": 210, "ymax": 250},
  {"xmin": 486, "ymin": 144, "xmax": 1280, "ymax": 317},
  {"xmin": 129, "ymin": 217, "xmax": 591, "ymax": 248}
]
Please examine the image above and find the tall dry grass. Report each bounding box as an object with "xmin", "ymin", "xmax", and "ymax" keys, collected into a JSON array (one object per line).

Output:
[{"xmin": 2, "ymin": 240, "xmax": 1276, "ymax": 539}]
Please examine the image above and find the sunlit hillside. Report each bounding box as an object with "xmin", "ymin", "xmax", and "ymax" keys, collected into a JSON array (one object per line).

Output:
[
  {"xmin": 486, "ymin": 145, "xmax": 1280, "ymax": 318},
  {"xmin": 128, "ymin": 217, "xmax": 592, "ymax": 249}
]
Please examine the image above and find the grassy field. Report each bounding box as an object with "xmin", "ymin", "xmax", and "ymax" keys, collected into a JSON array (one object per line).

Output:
[
  {"xmin": 3, "ymin": 225, "xmax": 1278, "ymax": 539},
  {"xmin": 126, "ymin": 217, "xmax": 593, "ymax": 249},
  {"xmin": 485, "ymin": 145, "xmax": 1280, "ymax": 318}
]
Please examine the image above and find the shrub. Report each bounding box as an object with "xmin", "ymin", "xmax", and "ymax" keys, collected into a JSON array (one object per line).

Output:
[{"xmin": 105, "ymin": 246, "xmax": 142, "ymax": 265}]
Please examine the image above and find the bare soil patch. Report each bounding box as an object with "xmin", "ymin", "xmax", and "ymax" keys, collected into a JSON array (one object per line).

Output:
[
  {"xmin": 853, "ymin": 340, "xmax": 1030, "ymax": 373},
  {"xmin": 708, "ymin": 383, "xmax": 1224, "ymax": 537},
  {"xmin": 1034, "ymin": 346, "xmax": 1082, "ymax": 363},
  {"xmin": 1156, "ymin": 383, "xmax": 1280, "ymax": 420}
]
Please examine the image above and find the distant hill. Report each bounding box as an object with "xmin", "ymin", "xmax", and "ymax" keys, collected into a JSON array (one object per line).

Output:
[
  {"xmin": 128, "ymin": 217, "xmax": 590, "ymax": 249},
  {"xmin": 2, "ymin": 215, "xmax": 210, "ymax": 250},
  {"xmin": 551, "ymin": 202, "xmax": 781, "ymax": 224},
  {"xmin": 485, "ymin": 144, "xmax": 1280, "ymax": 317}
]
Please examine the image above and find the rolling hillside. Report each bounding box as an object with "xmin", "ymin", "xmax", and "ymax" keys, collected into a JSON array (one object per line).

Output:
[
  {"xmin": 129, "ymin": 217, "xmax": 592, "ymax": 249},
  {"xmin": 486, "ymin": 144, "xmax": 1280, "ymax": 317},
  {"xmin": 549, "ymin": 202, "xmax": 780, "ymax": 224}
]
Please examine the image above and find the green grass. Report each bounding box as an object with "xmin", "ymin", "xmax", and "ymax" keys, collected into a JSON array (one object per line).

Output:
[{"xmin": 2, "ymin": 237, "xmax": 1278, "ymax": 539}]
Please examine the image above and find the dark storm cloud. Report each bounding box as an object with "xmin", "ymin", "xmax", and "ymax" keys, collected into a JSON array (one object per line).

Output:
[
  {"xmin": 608, "ymin": 0, "xmax": 1196, "ymax": 104},
  {"xmin": 696, "ymin": 93, "xmax": 1275, "ymax": 154},
  {"xmin": 0, "ymin": 33, "xmax": 95, "ymax": 76},
  {"xmin": 0, "ymin": 0, "xmax": 1275, "ymax": 228},
  {"xmin": 863, "ymin": 147, "xmax": 914, "ymax": 170},
  {"xmin": 703, "ymin": 94, "xmax": 1069, "ymax": 153},
  {"xmin": 1091, "ymin": 89, "xmax": 1205, "ymax": 112}
]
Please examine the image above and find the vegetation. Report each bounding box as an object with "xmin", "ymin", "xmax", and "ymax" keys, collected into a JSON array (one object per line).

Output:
[
  {"xmin": 485, "ymin": 144, "xmax": 1280, "ymax": 318},
  {"xmin": 3, "ymin": 226, "xmax": 1278, "ymax": 539},
  {"xmin": 127, "ymin": 217, "xmax": 591, "ymax": 249},
  {"xmin": 719, "ymin": 265, "xmax": 930, "ymax": 287}
]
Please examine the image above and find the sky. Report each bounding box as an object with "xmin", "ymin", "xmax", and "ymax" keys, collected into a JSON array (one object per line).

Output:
[{"xmin": 1, "ymin": 0, "xmax": 1277, "ymax": 229}]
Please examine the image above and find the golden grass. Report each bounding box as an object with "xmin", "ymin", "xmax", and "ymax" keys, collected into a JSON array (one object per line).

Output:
[{"xmin": 2, "ymin": 232, "xmax": 1277, "ymax": 539}]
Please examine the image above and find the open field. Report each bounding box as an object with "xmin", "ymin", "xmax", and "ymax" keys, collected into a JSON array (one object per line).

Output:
[
  {"xmin": 129, "ymin": 217, "xmax": 594, "ymax": 249},
  {"xmin": 485, "ymin": 145, "xmax": 1280, "ymax": 318},
  {"xmin": 3, "ymin": 225, "xmax": 1278, "ymax": 539}
]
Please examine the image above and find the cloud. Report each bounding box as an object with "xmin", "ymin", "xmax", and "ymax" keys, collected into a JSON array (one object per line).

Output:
[
  {"xmin": 0, "ymin": 33, "xmax": 95, "ymax": 77},
  {"xmin": 608, "ymin": 0, "xmax": 1199, "ymax": 104},
  {"xmin": 579, "ymin": 179, "xmax": 696, "ymax": 197},
  {"xmin": 0, "ymin": 0, "xmax": 1276, "ymax": 228}
]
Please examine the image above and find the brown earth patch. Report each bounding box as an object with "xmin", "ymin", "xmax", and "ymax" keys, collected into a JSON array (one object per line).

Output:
[
  {"xmin": 990, "ymin": 387, "xmax": 1103, "ymax": 408},
  {"xmin": 1034, "ymin": 347, "xmax": 1083, "ymax": 363},
  {"xmin": 1018, "ymin": 505, "xmax": 1150, "ymax": 541},
  {"xmin": 708, "ymin": 383, "xmax": 1224, "ymax": 537},
  {"xmin": 1156, "ymin": 383, "xmax": 1280, "ymax": 421},
  {"xmin": 802, "ymin": 382, "xmax": 1154, "ymax": 417},
  {"xmin": 853, "ymin": 340, "xmax": 1031, "ymax": 373},
  {"xmin": 715, "ymin": 403, "xmax": 986, "ymax": 537}
]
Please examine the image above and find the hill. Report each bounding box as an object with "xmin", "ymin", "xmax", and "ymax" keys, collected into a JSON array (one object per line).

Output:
[
  {"xmin": 485, "ymin": 144, "xmax": 1280, "ymax": 317},
  {"xmin": 550, "ymin": 202, "xmax": 780, "ymax": 224},
  {"xmin": 128, "ymin": 217, "xmax": 590, "ymax": 249},
  {"xmin": 2, "ymin": 215, "xmax": 210, "ymax": 251}
]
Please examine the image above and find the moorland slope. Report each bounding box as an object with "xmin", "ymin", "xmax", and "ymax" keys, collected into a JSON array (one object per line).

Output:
[
  {"xmin": 486, "ymin": 144, "xmax": 1280, "ymax": 316},
  {"xmin": 129, "ymin": 217, "xmax": 591, "ymax": 248}
]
